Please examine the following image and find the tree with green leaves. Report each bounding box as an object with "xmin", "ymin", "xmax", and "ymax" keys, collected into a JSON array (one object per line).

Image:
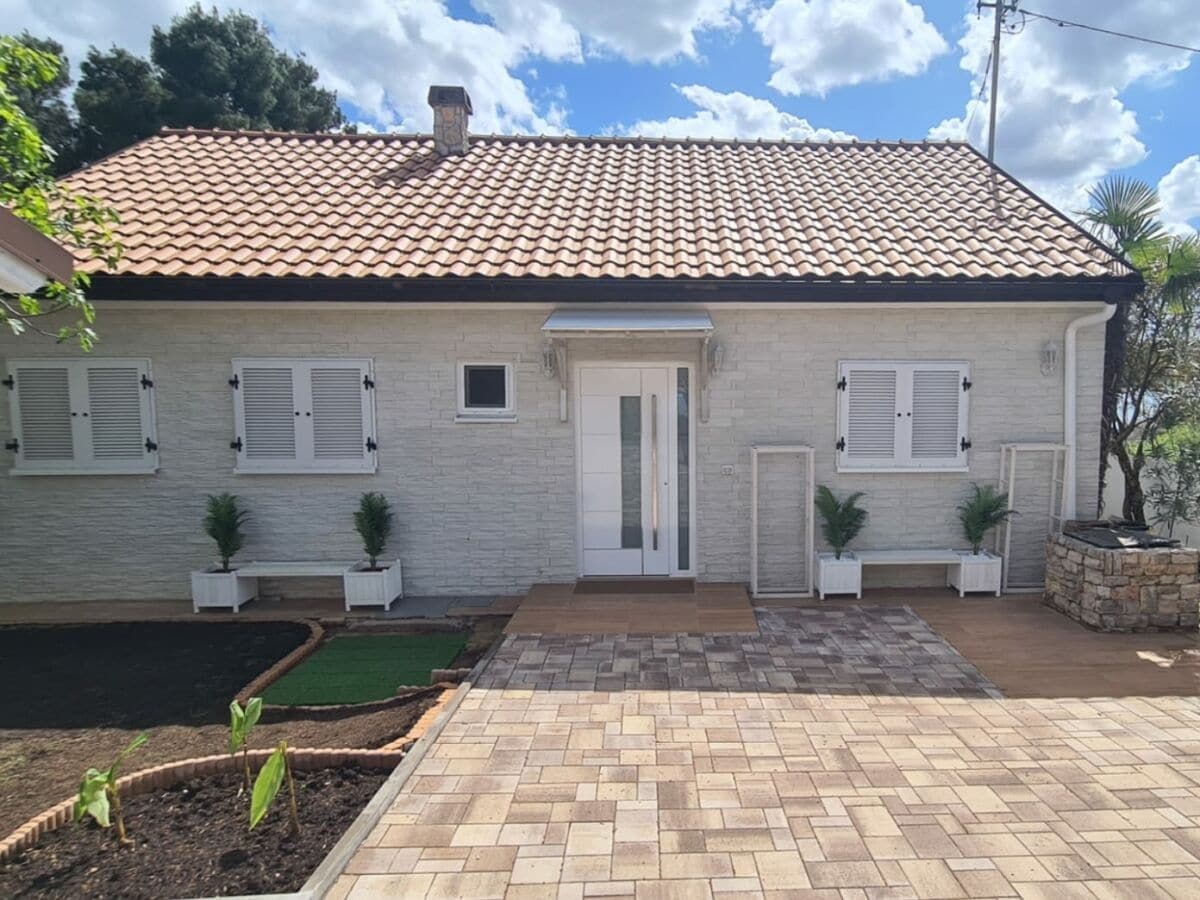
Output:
[
  {"xmin": 65, "ymin": 4, "xmax": 345, "ymax": 167},
  {"xmin": 73, "ymin": 46, "xmax": 165, "ymax": 167},
  {"xmin": 0, "ymin": 37, "xmax": 120, "ymax": 349},
  {"xmin": 1082, "ymin": 178, "xmax": 1200, "ymax": 523},
  {"xmin": 11, "ymin": 33, "xmax": 76, "ymax": 171}
]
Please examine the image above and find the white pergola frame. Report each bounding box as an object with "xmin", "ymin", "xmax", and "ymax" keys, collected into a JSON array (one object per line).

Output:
[
  {"xmin": 996, "ymin": 442, "xmax": 1068, "ymax": 593},
  {"xmin": 750, "ymin": 444, "xmax": 815, "ymax": 600}
]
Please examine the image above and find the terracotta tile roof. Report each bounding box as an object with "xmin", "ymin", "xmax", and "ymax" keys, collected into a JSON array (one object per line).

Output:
[{"xmin": 63, "ymin": 129, "xmax": 1131, "ymax": 283}]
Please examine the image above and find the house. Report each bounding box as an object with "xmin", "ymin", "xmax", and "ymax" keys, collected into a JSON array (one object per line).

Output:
[{"xmin": 0, "ymin": 86, "xmax": 1140, "ymax": 604}]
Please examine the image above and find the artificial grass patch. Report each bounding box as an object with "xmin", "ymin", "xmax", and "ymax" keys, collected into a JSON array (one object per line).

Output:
[{"xmin": 261, "ymin": 632, "xmax": 467, "ymax": 705}]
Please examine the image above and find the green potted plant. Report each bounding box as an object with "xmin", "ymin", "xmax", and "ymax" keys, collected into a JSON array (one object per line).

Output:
[
  {"xmin": 191, "ymin": 494, "xmax": 256, "ymax": 612},
  {"xmin": 950, "ymin": 483, "xmax": 1015, "ymax": 596},
  {"xmin": 343, "ymin": 492, "xmax": 403, "ymax": 611},
  {"xmin": 813, "ymin": 486, "xmax": 868, "ymax": 599}
]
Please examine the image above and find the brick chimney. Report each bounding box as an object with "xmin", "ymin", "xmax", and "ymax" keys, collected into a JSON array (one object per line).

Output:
[{"xmin": 428, "ymin": 85, "xmax": 473, "ymax": 156}]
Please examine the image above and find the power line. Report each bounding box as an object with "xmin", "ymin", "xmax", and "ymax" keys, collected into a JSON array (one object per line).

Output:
[
  {"xmin": 963, "ymin": 49, "xmax": 993, "ymax": 138},
  {"xmin": 1021, "ymin": 7, "xmax": 1200, "ymax": 54}
]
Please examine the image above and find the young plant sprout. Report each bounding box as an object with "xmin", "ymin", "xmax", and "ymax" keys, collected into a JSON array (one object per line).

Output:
[
  {"xmin": 73, "ymin": 732, "xmax": 148, "ymax": 847},
  {"xmin": 250, "ymin": 740, "xmax": 300, "ymax": 836},
  {"xmin": 228, "ymin": 697, "xmax": 263, "ymax": 795}
]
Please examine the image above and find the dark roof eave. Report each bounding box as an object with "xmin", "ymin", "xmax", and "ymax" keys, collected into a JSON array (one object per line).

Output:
[{"xmin": 87, "ymin": 273, "xmax": 1144, "ymax": 304}]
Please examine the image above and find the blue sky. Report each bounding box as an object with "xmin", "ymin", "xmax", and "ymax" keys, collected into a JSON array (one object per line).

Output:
[{"xmin": 6, "ymin": 0, "xmax": 1199, "ymax": 228}]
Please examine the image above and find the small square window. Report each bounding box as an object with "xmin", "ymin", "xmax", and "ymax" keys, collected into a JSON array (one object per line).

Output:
[{"xmin": 457, "ymin": 363, "xmax": 515, "ymax": 420}]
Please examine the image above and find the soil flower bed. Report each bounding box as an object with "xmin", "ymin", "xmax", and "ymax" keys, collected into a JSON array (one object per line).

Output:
[{"xmin": 0, "ymin": 764, "xmax": 387, "ymax": 898}]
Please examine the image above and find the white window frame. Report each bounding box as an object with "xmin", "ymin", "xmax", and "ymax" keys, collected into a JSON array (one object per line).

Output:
[
  {"xmin": 232, "ymin": 357, "xmax": 377, "ymax": 475},
  {"xmin": 836, "ymin": 359, "xmax": 970, "ymax": 473},
  {"xmin": 5, "ymin": 357, "xmax": 159, "ymax": 476},
  {"xmin": 456, "ymin": 361, "xmax": 516, "ymax": 422}
]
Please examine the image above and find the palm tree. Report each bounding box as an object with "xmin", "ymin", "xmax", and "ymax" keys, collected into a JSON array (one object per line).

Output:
[{"xmin": 1081, "ymin": 178, "xmax": 1200, "ymax": 522}]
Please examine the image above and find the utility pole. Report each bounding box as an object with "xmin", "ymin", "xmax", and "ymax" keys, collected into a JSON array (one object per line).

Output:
[{"xmin": 978, "ymin": 1, "xmax": 1014, "ymax": 161}]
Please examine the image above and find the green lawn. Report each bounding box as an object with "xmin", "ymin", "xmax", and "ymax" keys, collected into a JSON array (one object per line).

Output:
[{"xmin": 261, "ymin": 633, "xmax": 467, "ymax": 705}]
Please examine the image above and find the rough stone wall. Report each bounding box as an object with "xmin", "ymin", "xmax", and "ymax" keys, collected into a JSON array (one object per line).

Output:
[{"xmin": 1044, "ymin": 532, "xmax": 1200, "ymax": 631}]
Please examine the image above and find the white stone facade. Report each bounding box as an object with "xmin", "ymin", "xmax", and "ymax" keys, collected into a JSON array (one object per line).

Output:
[{"xmin": 0, "ymin": 303, "xmax": 1106, "ymax": 602}]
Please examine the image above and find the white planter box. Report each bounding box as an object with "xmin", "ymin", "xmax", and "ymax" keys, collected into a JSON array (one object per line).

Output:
[
  {"xmin": 343, "ymin": 560, "xmax": 403, "ymax": 612},
  {"xmin": 815, "ymin": 552, "xmax": 862, "ymax": 599},
  {"xmin": 190, "ymin": 566, "xmax": 256, "ymax": 612},
  {"xmin": 948, "ymin": 551, "xmax": 1003, "ymax": 596}
]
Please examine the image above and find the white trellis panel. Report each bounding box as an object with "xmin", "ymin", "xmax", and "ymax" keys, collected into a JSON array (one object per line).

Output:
[
  {"xmin": 750, "ymin": 445, "xmax": 815, "ymax": 599},
  {"xmin": 996, "ymin": 442, "xmax": 1068, "ymax": 592}
]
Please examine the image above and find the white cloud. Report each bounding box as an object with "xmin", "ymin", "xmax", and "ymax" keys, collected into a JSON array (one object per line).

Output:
[
  {"xmin": 1158, "ymin": 155, "xmax": 1200, "ymax": 235},
  {"xmin": 0, "ymin": 0, "xmax": 569, "ymax": 133},
  {"xmin": 617, "ymin": 84, "xmax": 854, "ymax": 141},
  {"xmin": 472, "ymin": 0, "xmax": 743, "ymax": 64},
  {"xmin": 753, "ymin": 0, "xmax": 946, "ymax": 96},
  {"xmin": 930, "ymin": 2, "xmax": 1200, "ymax": 214}
]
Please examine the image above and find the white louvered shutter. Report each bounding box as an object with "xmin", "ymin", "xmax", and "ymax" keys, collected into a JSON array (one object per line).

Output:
[
  {"xmin": 86, "ymin": 366, "xmax": 147, "ymax": 461},
  {"xmin": 909, "ymin": 365, "xmax": 969, "ymax": 468},
  {"xmin": 234, "ymin": 363, "xmax": 298, "ymax": 469},
  {"xmin": 232, "ymin": 359, "xmax": 376, "ymax": 473},
  {"xmin": 308, "ymin": 364, "xmax": 373, "ymax": 468},
  {"xmin": 837, "ymin": 361, "xmax": 969, "ymax": 471},
  {"xmin": 839, "ymin": 364, "xmax": 898, "ymax": 467},
  {"xmin": 12, "ymin": 365, "xmax": 74, "ymax": 464},
  {"xmin": 6, "ymin": 359, "xmax": 158, "ymax": 474}
]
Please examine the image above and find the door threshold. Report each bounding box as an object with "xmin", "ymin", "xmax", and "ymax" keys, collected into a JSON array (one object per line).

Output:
[{"xmin": 574, "ymin": 577, "xmax": 696, "ymax": 595}]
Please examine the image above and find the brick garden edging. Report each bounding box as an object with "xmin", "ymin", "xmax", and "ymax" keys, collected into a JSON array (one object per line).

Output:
[
  {"xmin": 0, "ymin": 745, "xmax": 404, "ymax": 865},
  {"xmin": 235, "ymin": 619, "xmax": 325, "ymax": 703}
]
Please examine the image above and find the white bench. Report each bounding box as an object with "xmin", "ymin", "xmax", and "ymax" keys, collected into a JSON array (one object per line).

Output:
[
  {"xmin": 853, "ymin": 549, "xmax": 993, "ymax": 598},
  {"xmin": 193, "ymin": 560, "xmax": 402, "ymax": 613}
]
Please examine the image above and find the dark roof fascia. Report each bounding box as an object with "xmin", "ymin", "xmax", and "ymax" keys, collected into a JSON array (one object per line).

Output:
[{"xmin": 88, "ymin": 274, "xmax": 1144, "ymax": 304}]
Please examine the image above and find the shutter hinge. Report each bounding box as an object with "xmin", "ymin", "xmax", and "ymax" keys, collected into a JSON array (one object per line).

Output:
[
  {"xmin": 363, "ymin": 374, "xmax": 375, "ymax": 390},
  {"xmin": 960, "ymin": 437, "xmax": 972, "ymax": 452},
  {"xmin": 140, "ymin": 374, "xmax": 154, "ymax": 389},
  {"xmin": 229, "ymin": 374, "xmax": 240, "ymax": 389},
  {"xmin": 4, "ymin": 439, "xmax": 17, "ymax": 453},
  {"xmin": 962, "ymin": 377, "xmax": 972, "ymax": 391},
  {"xmin": 836, "ymin": 376, "xmax": 847, "ymax": 391},
  {"xmin": 836, "ymin": 437, "xmax": 846, "ymax": 451},
  {"xmin": 144, "ymin": 437, "xmax": 158, "ymax": 452},
  {"xmin": 366, "ymin": 437, "xmax": 378, "ymax": 452},
  {"xmin": 230, "ymin": 437, "xmax": 243, "ymax": 452},
  {"xmin": 2, "ymin": 375, "xmax": 13, "ymax": 390}
]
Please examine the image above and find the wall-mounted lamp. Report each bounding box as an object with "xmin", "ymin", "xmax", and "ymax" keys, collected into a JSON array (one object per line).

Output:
[
  {"xmin": 708, "ymin": 340, "xmax": 725, "ymax": 376},
  {"xmin": 541, "ymin": 342, "xmax": 557, "ymax": 379},
  {"xmin": 1040, "ymin": 340, "xmax": 1059, "ymax": 376}
]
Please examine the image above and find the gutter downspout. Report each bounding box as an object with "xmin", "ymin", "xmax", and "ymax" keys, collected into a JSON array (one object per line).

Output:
[{"xmin": 1063, "ymin": 303, "xmax": 1118, "ymax": 520}]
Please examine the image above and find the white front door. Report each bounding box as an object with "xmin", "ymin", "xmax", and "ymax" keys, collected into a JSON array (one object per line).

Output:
[{"xmin": 578, "ymin": 366, "xmax": 677, "ymax": 576}]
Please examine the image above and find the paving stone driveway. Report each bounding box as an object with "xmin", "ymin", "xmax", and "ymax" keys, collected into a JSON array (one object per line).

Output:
[
  {"xmin": 481, "ymin": 608, "xmax": 999, "ymax": 699},
  {"xmin": 335, "ymin": 607, "xmax": 1200, "ymax": 899}
]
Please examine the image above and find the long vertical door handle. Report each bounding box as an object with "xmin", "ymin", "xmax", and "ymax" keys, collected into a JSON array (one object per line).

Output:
[{"xmin": 650, "ymin": 393, "xmax": 659, "ymax": 551}]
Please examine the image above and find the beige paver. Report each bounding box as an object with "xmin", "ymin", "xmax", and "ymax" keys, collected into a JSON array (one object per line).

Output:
[{"xmin": 335, "ymin": 606, "xmax": 1200, "ymax": 898}]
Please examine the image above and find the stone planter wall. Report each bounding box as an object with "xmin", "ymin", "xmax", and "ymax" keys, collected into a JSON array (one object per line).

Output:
[{"xmin": 1044, "ymin": 532, "xmax": 1200, "ymax": 631}]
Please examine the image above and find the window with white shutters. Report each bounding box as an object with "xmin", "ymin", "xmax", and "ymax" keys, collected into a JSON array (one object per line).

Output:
[
  {"xmin": 231, "ymin": 358, "xmax": 376, "ymax": 474},
  {"xmin": 4, "ymin": 358, "xmax": 159, "ymax": 475},
  {"xmin": 837, "ymin": 361, "xmax": 969, "ymax": 471}
]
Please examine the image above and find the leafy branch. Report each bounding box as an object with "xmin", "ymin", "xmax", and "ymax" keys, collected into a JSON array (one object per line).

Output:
[{"xmin": 1, "ymin": 36, "xmax": 121, "ymax": 350}]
